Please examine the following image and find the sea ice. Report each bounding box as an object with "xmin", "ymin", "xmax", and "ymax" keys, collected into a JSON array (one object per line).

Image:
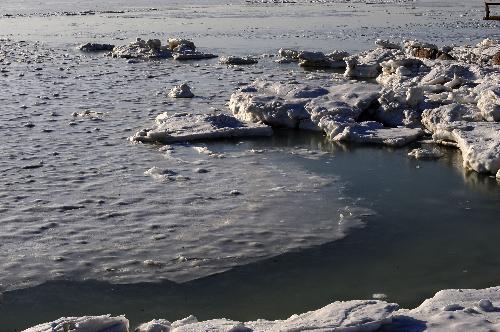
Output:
[
  {"xmin": 167, "ymin": 83, "xmax": 195, "ymax": 98},
  {"xmin": 422, "ymin": 104, "xmax": 500, "ymax": 174},
  {"xmin": 111, "ymin": 38, "xmax": 172, "ymax": 60},
  {"xmin": 78, "ymin": 42, "xmax": 115, "ymax": 52},
  {"xmin": 298, "ymin": 50, "xmax": 348, "ymax": 69},
  {"xmin": 130, "ymin": 112, "xmax": 272, "ymax": 144},
  {"xmin": 389, "ymin": 286, "xmax": 500, "ymax": 331},
  {"xmin": 219, "ymin": 56, "xmax": 258, "ymax": 65},
  {"xmin": 345, "ymin": 48, "xmax": 401, "ymax": 78},
  {"xmin": 408, "ymin": 148, "xmax": 444, "ymax": 160},
  {"xmin": 23, "ymin": 315, "xmax": 128, "ymax": 332}
]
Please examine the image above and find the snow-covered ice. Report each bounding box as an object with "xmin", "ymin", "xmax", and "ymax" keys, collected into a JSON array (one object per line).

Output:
[
  {"xmin": 24, "ymin": 286, "xmax": 500, "ymax": 332},
  {"xmin": 131, "ymin": 113, "xmax": 273, "ymax": 144},
  {"xmin": 23, "ymin": 315, "xmax": 129, "ymax": 332}
]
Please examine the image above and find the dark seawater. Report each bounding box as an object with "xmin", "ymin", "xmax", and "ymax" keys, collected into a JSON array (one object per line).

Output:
[{"xmin": 2, "ymin": 131, "xmax": 500, "ymax": 331}]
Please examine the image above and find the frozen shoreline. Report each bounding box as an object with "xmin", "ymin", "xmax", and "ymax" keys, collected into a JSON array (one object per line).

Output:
[
  {"xmin": 1, "ymin": 0, "xmax": 499, "ymax": 329},
  {"xmin": 23, "ymin": 286, "xmax": 500, "ymax": 332}
]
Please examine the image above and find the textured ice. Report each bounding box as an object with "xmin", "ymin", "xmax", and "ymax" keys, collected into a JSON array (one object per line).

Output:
[
  {"xmin": 78, "ymin": 42, "xmax": 115, "ymax": 52},
  {"xmin": 25, "ymin": 286, "xmax": 500, "ymax": 332},
  {"xmin": 23, "ymin": 315, "xmax": 128, "ymax": 332},
  {"xmin": 246, "ymin": 300, "xmax": 398, "ymax": 332},
  {"xmin": 229, "ymin": 80, "xmax": 321, "ymax": 129},
  {"xmin": 219, "ymin": 56, "xmax": 258, "ymax": 65},
  {"xmin": 478, "ymin": 89, "xmax": 500, "ymax": 122},
  {"xmin": 111, "ymin": 38, "xmax": 172, "ymax": 60},
  {"xmin": 345, "ymin": 48, "xmax": 401, "ymax": 79},
  {"xmin": 388, "ymin": 286, "xmax": 500, "ymax": 332},
  {"xmin": 167, "ymin": 83, "xmax": 195, "ymax": 98},
  {"xmin": 131, "ymin": 113, "xmax": 272, "ymax": 144},
  {"xmin": 298, "ymin": 50, "xmax": 348, "ymax": 69},
  {"xmin": 451, "ymin": 38, "xmax": 500, "ymax": 66},
  {"xmin": 328, "ymin": 122, "xmax": 423, "ymax": 147},
  {"xmin": 422, "ymin": 104, "xmax": 500, "ymax": 174},
  {"xmin": 408, "ymin": 148, "xmax": 443, "ymax": 160},
  {"xmin": 172, "ymin": 52, "xmax": 218, "ymax": 61}
]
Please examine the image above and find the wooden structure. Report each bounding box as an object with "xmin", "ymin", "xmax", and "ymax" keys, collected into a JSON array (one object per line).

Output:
[{"xmin": 485, "ymin": 1, "xmax": 500, "ymax": 20}]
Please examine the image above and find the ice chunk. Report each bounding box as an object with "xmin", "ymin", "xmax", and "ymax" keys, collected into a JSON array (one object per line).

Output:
[
  {"xmin": 22, "ymin": 315, "xmax": 128, "ymax": 332},
  {"xmin": 167, "ymin": 83, "xmax": 194, "ymax": 98},
  {"xmin": 330, "ymin": 122, "xmax": 423, "ymax": 147},
  {"xmin": 131, "ymin": 113, "xmax": 272, "ymax": 144},
  {"xmin": 345, "ymin": 48, "xmax": 401, "ymax": 78},
  {"xmin": 172, "ymin": 52, "xmax": 218, "ymax": 61},
  {"xmin": 298, "ymin": 51, "xmax": 347, "ymax": 69},
  {"xmin": 111, "ymin": 38, "xmax": 172, "ymax": 60},
  {"xmin": 219, "ymin": 56, "xmax": 258, "ymax": 65},
  {"xmin": 408, "ymin": 148, "xmax": 443, "ymax": 160},
  {"xmin": 246, "ymin": 300, "xmax": 398, "ymax": 331},
  {"xmin": 477, "ymin": 89, "xmax": 500, "ymax": 122},
  {"xmin": 167, "ymin": 38, "xmax": 196, "ymax": 52},
  {"xmin": 134, "ymin": 319, "xmax": 171, "ymax": 332},
  {"xmin": 390, "ymin": 287, "xmax": 500, "ymax": 331},
  {"xmin": 450, "ymin": 38, "xmax": 500, "ymax": 66},
  {"xmin": 78, "ymin": 42, "xmax": 115, "ymax": 52},
  {"xmin": 422, "ymin": 104, "xmax": 500, "ymax": 174}
]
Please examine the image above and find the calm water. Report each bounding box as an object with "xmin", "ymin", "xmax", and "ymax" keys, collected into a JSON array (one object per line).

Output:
[
  {"xmin": 0, "ymin": 0, "xmax": 499, "ymax": 330},
  {"xmin": 2, "ymin": 131, "xmax": 500, "ymax": 331}
]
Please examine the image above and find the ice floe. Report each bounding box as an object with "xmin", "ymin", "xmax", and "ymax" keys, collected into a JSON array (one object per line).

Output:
[
  {"xmin": 219, "ymin": 56, "xmax": 258, "ymax": 65},
  {"xmin": 78, "ymin": 42, "xmax": 115, "ymax": 52},
  {"xmin": 111, "ymin": 38, "xmax": 172, "ymax": 60},
  {"xmin": 422, "ymin": 104, "xmax": 500, "ymax": 174},
  {"xmin": 131, "ymin": 112, "xmax": 272, "ymax": 144},
  {"xmin": 408, "ymin": 148, "xmax": 444, "ymax": 160},
  {"xmin": 23, "ymin": 315, "xmax": 128, "ymax": 332},
  {"xmin": 167, "ymin": 83, "xmax": 195, "ymax": 98}
]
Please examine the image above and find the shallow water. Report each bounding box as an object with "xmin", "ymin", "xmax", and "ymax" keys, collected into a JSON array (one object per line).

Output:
[
  {"xmin": 0, "ymin": 0, "xmax": 499, "ymax": 330},
  {"xmin": 2, "ymin": 132, "xmax": 500, "ymax": 330}
]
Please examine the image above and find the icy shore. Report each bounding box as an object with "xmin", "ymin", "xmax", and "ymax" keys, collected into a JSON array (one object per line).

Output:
[{"xmin": 23, "ymin": 286, "xmax": 500, "ymax": 332}]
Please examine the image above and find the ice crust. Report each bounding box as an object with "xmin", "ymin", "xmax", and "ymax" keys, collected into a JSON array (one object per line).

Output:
[
  {"xmin": 230, "ymin": 80, "xmax": 423, "ymax": 147},
  {"xmin": 25, "ymin": 286, "xmax": 500, "ymax": 332},
  {"xmin": 131, "ymin": 113, "xmax": 273, "ymax": 144}
]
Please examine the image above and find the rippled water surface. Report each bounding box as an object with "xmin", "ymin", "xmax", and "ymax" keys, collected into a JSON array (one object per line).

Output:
[{"xmin": 0, "ymin": 0, "xmax": 499, "ymax": 331}]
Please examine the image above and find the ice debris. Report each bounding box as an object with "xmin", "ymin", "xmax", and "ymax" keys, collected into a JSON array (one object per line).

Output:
[
  {"xmin": 78, "ymin": 43, "xmax": 115, "ymax": 52},
  {"xmin": 219, "ymin": 56, "xmax": 258, "ymax": 65},
  {"xmin": 131, "ymin": 112, "xmax": 272, "ymax": 144},
  {"xmin": 23, "ymin": 315, "xmax": 128, "ymax": 332},
  {"xmin": 265, "ymin": 38, "xmax": 500, "ymax": 176},
  {"xmin": 422, "ymin": 104, "xmax": 500, "ymax": 174},
  {"xmin": 110, "ymin": 38, "xmax": 217, "ymax": 61},
  {"xmin": 111, "ymin": 38, "xmax": 172, "ymax": 60},
  {"xmin": 408, "ymin": 148, "xmax": 444, "ymax": 160},
  {"xmin": 167, "ymin": 83, "xmax": 194, "ymax": 98}
]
